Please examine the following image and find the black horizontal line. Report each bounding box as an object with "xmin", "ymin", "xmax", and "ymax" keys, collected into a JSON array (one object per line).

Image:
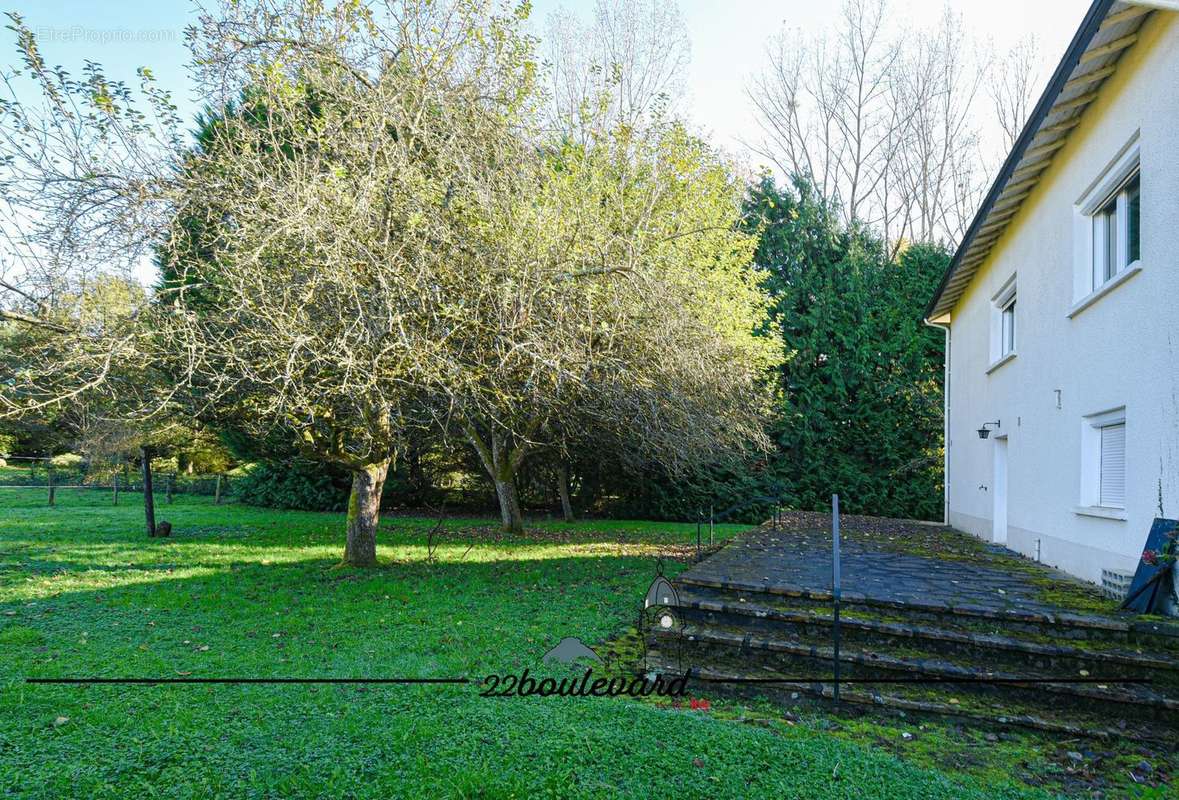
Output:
[
  {"xmin": 27, "ymin": 677, "xmax": 469, "ymax": 685},
  {"xmin": 695, "ymin": 676, "xmax": 1152, "ymax": 685}
]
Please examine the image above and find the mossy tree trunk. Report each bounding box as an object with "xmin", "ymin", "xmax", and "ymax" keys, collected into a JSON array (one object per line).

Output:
[
  {"xmin": 465, "ymin": 423, "xmax": 529, "ymax": 535},
  {"xmin": 343, "ymin": 459, "xmax": 391, "ymax": 567},
  {"xmin": 493, "ymin": 472, "xmax": 524, "ymax": 534}
]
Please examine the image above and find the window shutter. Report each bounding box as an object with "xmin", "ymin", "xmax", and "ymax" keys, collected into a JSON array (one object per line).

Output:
[{"xmin": 1100, "ymin": 423, "xmax": 1126, "ymax": 508}]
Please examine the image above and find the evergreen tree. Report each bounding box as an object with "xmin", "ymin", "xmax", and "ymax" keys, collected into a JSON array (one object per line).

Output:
[{"xmin": 746, "ymin": 174, "xmax": 946, "ymax": 520}]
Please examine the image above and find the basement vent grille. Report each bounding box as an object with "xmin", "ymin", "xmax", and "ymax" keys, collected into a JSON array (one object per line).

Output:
[{"xmin": 1100, "ymin": 568, "xmax": 1134, "ymax": 601}]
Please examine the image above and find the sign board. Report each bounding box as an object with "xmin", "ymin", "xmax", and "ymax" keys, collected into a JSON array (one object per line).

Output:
[{"xmin": 1121, "ymin": 517, "xmax": 1179, "ymax": 614}]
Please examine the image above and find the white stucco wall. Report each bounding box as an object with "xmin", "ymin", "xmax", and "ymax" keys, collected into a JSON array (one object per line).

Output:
[{"xmin": 943, "ymin": 11, "xmax": 1179, "ymax": 584}]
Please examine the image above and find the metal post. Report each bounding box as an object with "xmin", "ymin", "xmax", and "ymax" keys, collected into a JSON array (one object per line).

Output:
[
  {"xmin": 46, "ymin": 462, "xmax": 55, "ymax": 507},
  {"xmin": 695, "ymin": 512, "xmax": 701, "ymax": 562},
  {"xmin": 166, "ymin": 473, "xmax": 174, "ymax": 504},
  {"xmin": 112, "ymin": 473, "xmax": 119, "ymax": 506},
  {"xmin": 832, "ymin": 493, "xmax": 841, "ymax": 706},
  {"xmin": 214, "ymin": 474, "xmax": 223, "ymax": 505},
  {"xmin": 709, "ymin": 505, "xmax": 714, "ymax": 547},
  {"xmin": 141, "ymin": 447, "xmax": 156, "ymax": 537}
]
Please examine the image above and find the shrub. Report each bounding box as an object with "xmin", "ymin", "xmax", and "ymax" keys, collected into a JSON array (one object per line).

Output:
[
  {"xmin": 49, "ymin": 453, "xmax": 85, "ymax": 469},
  {"xmin": 234, "ymin": 460, "xmax": 348, "ymax": 511}
]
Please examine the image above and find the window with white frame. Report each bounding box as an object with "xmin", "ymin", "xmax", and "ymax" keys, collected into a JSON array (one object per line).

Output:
[
  {"xmin": 1099, "ymin": 421, "xmax": 1126, "ymax": 508},
  {"xmin": 989, "ymin": 276, "xmax": 1017, "ymax": 365},
  {"xmin": 1090, "ymin": 171, "xmax": 1140, "ymax": 289},
  {"xmin": 1080, "ymin": 407, "xmax": 1126, "ymax": 511},
  {"xmin": 1074, "ymin": 135, "xmax": 1141, "ymax": 305},
  {"xmin": 999, "ymin": 294, "xmax": 1016, "ymax": 357}
]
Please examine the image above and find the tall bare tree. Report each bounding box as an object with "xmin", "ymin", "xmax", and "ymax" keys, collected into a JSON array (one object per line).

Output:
[
  {"xmin": 889, "ymin": 7, "xmax": 989, "ymax": 245},
  {"xmin": 539, "ymin": 0, "xmax": 690, "ymax": 139},
  {"xmin": 748, "ymin": 0, "xmax": 996, "ymax": 247},
  {"xmin": 747, "ymin": 0, "xmax": 903, "ymax": 232},
  {"xmin": 989, "ymin": 35, "xmax": 1040, "ymax": 152}
]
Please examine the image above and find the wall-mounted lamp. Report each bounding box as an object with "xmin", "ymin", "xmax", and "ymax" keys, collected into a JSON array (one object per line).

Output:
[{"xmin": 977, "ymin": 420, "xmax": 1001, "ymax": 439}]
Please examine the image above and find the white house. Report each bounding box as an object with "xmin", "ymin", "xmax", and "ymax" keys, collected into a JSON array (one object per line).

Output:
[{"xmin": 924, "ymin": 0, "xmax": 1179, "ymax": 585}]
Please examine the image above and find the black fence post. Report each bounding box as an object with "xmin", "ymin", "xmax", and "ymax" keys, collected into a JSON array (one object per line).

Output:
[
  {"xmin": 832, "ymin": 493, "xmax": 841, "ymax": 707},
  {"xmin": 112, "ymin": 473, "xmax": 119, "ymax": 506},
  {"xmin": 709, "ymin": 505, "xmax": 714, "ymax": 547},
  {"xmin": 141, "ymin": 447, "xmax": 156, "ymax": 537},
  {"xmin": 695, "ymin": 511, "xmax": 701, "ymax": 562}
]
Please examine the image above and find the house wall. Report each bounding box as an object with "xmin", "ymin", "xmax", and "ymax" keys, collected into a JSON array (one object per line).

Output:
[{"xmin": 945, "ymin": 12, "xmax": 1179, "ymax": 584}]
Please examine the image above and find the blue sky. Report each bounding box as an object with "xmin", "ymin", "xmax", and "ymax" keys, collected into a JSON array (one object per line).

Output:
[{"xmin": 7, "ymin": 0, "xmax": 1091, "ymax": 164}]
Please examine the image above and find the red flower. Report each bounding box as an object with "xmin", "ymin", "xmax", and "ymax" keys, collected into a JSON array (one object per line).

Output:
[{"xmin": 1143, "ymin": 549, "xmax": 1159, "ymax": 566}]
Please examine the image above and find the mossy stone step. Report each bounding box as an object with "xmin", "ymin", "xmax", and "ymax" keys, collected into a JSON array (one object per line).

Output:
[
  {"xmin": 674, "ymin": 584, "xmax": 1179, "ymax": 678},
  {"xmin": 648, "ymin": 622, "xmax": 1179, "ymax": 722},
  {"xmin": 640, "ymin": 652, "xmax": 1172, "ymax": 743},
  {"xmin": 673, "ymin": 575, "xmax": 1179, "ymax": 650}
]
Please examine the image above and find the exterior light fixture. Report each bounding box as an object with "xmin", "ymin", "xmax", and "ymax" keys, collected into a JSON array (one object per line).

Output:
[{"xmin": 977, "ymin": 420, "xmax": 1001, "ymax": 439}]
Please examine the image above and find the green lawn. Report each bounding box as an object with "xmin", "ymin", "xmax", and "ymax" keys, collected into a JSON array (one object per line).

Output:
[{"xmin": 0, "ymin": 490, "xmax": 1046, "ymax": 799}]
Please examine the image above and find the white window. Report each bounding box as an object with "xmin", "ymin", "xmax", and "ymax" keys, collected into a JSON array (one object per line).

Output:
[
  {"xmin": 1079, "ymin": 407, "xmax": 1126, "ymax": 513},
  {"xmin": 1099, "ymin": 422, "xmax": 1126, "ymax": 508},
  {"xmin": 988, "ymin": 276, "xmax": 1017, "ymax": 368},
  {"xmin": 1072, "ymin": 134, "xmax": 1141, "ymax": 309},
  {"xmin": 1090, "ymin": 171, "xmax": 1140, "ymax": 289},
  {"xmin": 999, "ymin": 294, "xmax": 1016, "ymax": 357}
]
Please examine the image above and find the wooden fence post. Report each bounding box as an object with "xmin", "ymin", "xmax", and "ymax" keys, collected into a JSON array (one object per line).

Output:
[
  {"xmin": 166, "ymin": 473, "xmax": 174, "ymax": 504},
  {"xmin": 214, "ymin": 474, "xmax": 223, "ymax": 505},
  {"xmin": 113, "ymin": 473, "xmax": 119, "ymax": 506},
  {"xmin": 140, "ymin": 447, "xmax": 156, "ymax": 537},
  {"xmin": 46, "ymin": 462, "xmax": 55, "ymax": 507}
]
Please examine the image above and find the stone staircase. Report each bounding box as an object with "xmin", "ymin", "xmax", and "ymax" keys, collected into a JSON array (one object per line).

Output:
[{"xmin": 641, "ymin": 524, "xmax": 1179, "ymax": 741}]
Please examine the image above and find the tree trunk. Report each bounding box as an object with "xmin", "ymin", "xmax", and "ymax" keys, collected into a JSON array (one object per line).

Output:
[
  {"xmin": 344, "ymin": 459, "xmax": 390, "ymax": 567},
  {"xmin": 557, "ymin": 462, "xmax": 574, "ymax": 522},
  {"xmin": 465, "ymin": 424, "xmax": 530, "ymax": 535},
  {"xmin": 494, "ymin": 474, "xmax": 524, "ymax": 534}
]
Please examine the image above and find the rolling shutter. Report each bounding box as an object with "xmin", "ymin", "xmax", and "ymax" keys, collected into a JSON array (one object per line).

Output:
[{"xmin": 1099, "ymin": 423, "xmax": 1126, "ymax": 508}]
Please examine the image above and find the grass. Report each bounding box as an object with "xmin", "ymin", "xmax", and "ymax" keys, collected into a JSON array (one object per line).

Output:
[{"xmin": 0, "ymin": 488, "xmax": 1094, "ymax": 798}]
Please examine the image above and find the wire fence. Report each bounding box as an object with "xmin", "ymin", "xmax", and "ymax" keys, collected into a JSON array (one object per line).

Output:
[{"xmin": 0, "ymin": 455, "xmax": 231, "ymax": 507}]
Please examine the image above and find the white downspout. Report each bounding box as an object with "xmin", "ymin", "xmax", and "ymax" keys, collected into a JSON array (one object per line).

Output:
[{"xmin": 923, "ymin": 317, "xmax": 951, "ymax": 526}]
